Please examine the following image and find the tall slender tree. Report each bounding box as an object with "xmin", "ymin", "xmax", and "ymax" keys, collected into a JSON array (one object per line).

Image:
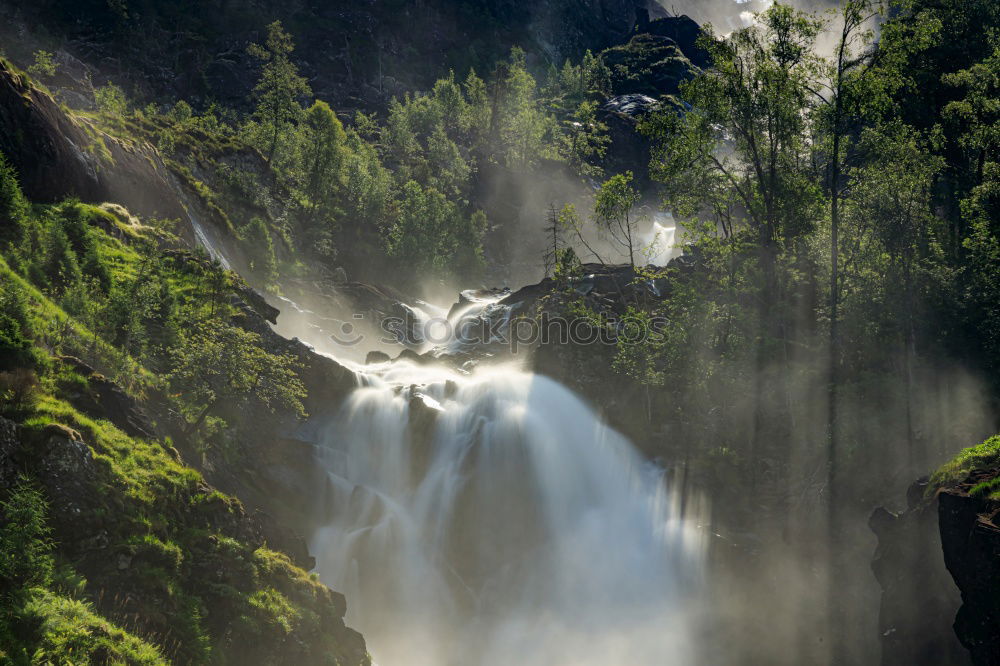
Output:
[{"xmin": 248, "ymin": 21, "xmax": 312, "ymax": 164}]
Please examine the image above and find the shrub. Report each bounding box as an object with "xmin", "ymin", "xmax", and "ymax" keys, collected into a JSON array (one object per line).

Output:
[
  {"xmin": 0, "ymin": 480, "xmax": 54, "ymax": 605},
  {"xmin": 0, "ymin": 152, "xmax": 28, "ymax": 244},
  {"xmin": 0, "ymin": 369, "xmax": 41, "ymax": 411},
  {"xmin": 0, "ymin": 314, "xmax": 36, "ymax": 371},
  {"xmin": 27, "ymin": 50, "xmax": 57, "ymax": 80},
  {"xmin": 95, "ymin": 83, "xmax": 129, "ymax": 117},
  {"xmin": 240, "ymin": 217, "xmax": 277, "ymax": 285}
]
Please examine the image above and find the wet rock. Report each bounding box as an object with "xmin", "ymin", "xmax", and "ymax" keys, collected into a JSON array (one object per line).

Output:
[
  {"xmin": 117, "ymin": 553, "xmax": 132, "ymax": 570},
  {"xmin": 366, "ymin": 351, "xmax": 391, "ymax": 365},
  {"xmin": 395, "ymin": 348, "xmax": 427, "ymax": 364},
  {"xmin": 234, "ymin": 283, "xmax": 280, "ymax": 324}
]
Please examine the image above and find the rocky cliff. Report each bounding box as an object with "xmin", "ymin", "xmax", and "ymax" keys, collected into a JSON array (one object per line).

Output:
[
  {"xmin": 0, "ymin": 59, "xmax": 186, "ymax": 223},
  {"xmin": 873, "ymin": 437, "xmax": 1000, "ymax": 666},
  {"xmin": 0, "ymin": 0, "xmax": 657, "ymax": 111},
  {"xmin": 869, "ymin": 479, "xmax": 969, "ymax": 665},
  {"xmin": 938, "ymin": 471, "xmax": 1000, "ymax": 664}
]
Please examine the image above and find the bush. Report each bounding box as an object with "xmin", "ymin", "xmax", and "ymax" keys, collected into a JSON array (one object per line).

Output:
[
  {"xmin": 0, "ymin": 480, "xmax": 54, "ymax": 606},
  {"xmin": 0, "ymin": 314, "xmax": 36, "ymax": 371},
  {"xmin": 27, "ymin": 50, "xmax": 57, "ymax": 80},
  {"xmin": 0, "ymin": 369, "xmax": 41, "ymax": 412},
  {"xmin": 95, "ymin": 83, "xmax": 129, "ymax": 117},
  {"xmin": 0, "ymin": 152, "xmax": 28, "ymax": 244}
]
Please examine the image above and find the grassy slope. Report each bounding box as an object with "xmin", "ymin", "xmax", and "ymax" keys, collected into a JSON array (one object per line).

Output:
[{"xmin": 0, "ymin": 199, "xmax": 367, "ymax": 663}]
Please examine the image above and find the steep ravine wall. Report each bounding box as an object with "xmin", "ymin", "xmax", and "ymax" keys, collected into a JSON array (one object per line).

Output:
[
  {"xmin": 938, "ymin": 487, "xmax": 1000, "ymax": 665},
  {"xmin": 869, "ymin": 480, "xmax": 969, "ymax": 665}
]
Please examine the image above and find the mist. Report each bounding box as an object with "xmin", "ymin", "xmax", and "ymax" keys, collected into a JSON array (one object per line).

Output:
[{"xmin": 651, "ymin": 0, "xmax": 843, "ymax": 33}]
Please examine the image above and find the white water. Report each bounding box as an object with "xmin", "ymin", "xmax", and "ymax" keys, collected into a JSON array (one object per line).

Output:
[
  {"xmin": 310, "ymin": 360, "xmax": 706, "ymax": 666},
  {"xmin": 642, "ymin": 213, "xmax": 681, "ymax": 266}
]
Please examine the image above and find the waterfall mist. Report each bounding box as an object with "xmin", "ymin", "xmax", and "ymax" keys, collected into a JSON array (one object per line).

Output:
[{"xmin": 309, "ymin": 361, "xmax": 708, "ymax": 666}]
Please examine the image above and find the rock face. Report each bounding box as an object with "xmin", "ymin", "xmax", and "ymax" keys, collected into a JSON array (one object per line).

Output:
[
  {"xmin": 869, "ymin": 479, "xmax": 969, "ymax": 666},
  {"xmin": 1, "ymin": 0, "xmax": 652, "ymax": 111},
  {"xmin": 939, "ymin": 487, "xmax": 1000, "ymax": 664},
  {"xmin": 0, "ymin": 59, "xmax": 186, "ymax": 222},
  {"xmin": 599, "ymin": 93, "xmax": 665, "ymax": 188}
]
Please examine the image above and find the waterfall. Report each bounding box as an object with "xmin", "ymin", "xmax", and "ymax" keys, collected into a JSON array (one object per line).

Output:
[{"xmin": 309, "ymin": 359, "xmax": 707, "ymax": 665}]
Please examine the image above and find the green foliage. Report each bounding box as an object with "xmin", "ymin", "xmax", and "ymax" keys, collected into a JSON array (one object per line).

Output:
[
  {"xmin": 248, "ymin": 20, "xmax": 312, "ymax": 164},
  {"xmin": 932, "ymin": 435, "xmax": 1000, "ymax": 490},
  {"xmin": 240, "ymin": 217, "xmax": 278, "ymax": 285},
  {"xmin": 0, "ymin": 480, "xmax": 54, "ymax": 606},
  {"xmin": 27, "ymin": 50, "xmax": 57, "ymax": 80},
  {"xmin": 594, "ymin": 171, "xmax": 642, "ymax": 266},
  {"xmin": 559, "ymin": 100, "xmax": 609, "ymax": 178},
  {"xmin": 168, "ymin": 323, "xmax": 306, "ymax": 435},
  {"xmin": 0, "ymin": 152, "xmax": 28, "ymax": 245},
  {"xmin": 21, "ymin": 590, "xmax": 168, "ymax": 665},
  {"xmin": 386, "ymin": 180, "xmax": 485, "ymax": 279},
  {"xmin": 95, "ymin": 83, "xmax": 129, "ymax": 117}
]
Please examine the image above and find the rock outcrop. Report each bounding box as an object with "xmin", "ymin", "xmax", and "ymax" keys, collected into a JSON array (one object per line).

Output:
[
  {"xmin": 0, "ymin": 59, "xmax": 186, "ymax": 223},
  {"xmin": 939, "ymin": 483, "xmax": 1000, "ymax": 664},
  {"xmin": 869, "ymin": 479, "xmax": 969, "ymax": 665}
]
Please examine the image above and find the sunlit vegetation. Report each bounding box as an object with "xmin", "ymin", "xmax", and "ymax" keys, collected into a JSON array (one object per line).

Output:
[{"xmin": 0, "ymin": 157, "xmax": 363, "ymax": 662}]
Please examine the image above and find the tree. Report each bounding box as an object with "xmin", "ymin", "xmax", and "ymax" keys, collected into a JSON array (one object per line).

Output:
[
  {"xmin": 0, "ymin": 152, "xmax": 28, "ymax": 245},
  {"xmin": 248, "ymin": 21, "xmax": 312, "ymax": 164},
  {"xmin": 0, "ymin": 480, "xmax": 53, "ymax": 607},
  {"xmin": 851, "ymin": 126, "xmax": 944, "ymax": 449},
  {"xmin": 241, "ymin": 217, "xmax": 278, "ymax": 285},
  {"xmin": 387, "ymin": 180, "xmax": 484, "ymax": 279},
  {"xmin": 648, "ymin": 3, "xmax": 823, "ymax": 256},
  {"xmin": 809, "ymin": 5, "xmax": 884, "ymax": 639},
  {"xmin": 492, "ymin": 48, "xmax": 555, "ymax": 168},
  {"xmin": 542, "ymin": 204, "xmax": 565, "ymax": 278},
  {"xmin": 425, "ymin": 123, "xmax": 470, "ymax": 198},
  {"xmin": 561, "ymin": 100, "xmax": 610, "ymax": 178},
  {"xmin": 168, "ymin": 324, "xmax": 306, "ymax": 436},
  {"xmin": 303, "ymin": 100, "xmax": 348, "ymax": 218},
  {"xmin": 95, "ymin": 83, "xmax": 129, "ymax": 117},
  {"xmin": 594, "ymin": 171, "xmax": 642, "ymax": 267},
  {"xmin": 27, "ymin": 50, "xmax": 57, "ymax": 80},
  {"xmin": 645, "ymin": 2, "xmax": 824, "ymax": 507}
]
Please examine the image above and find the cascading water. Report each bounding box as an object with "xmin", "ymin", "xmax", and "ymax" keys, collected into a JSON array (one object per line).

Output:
[{"xmin": 309, "ymin": 357, "xmax": 707, "ymax": 665}]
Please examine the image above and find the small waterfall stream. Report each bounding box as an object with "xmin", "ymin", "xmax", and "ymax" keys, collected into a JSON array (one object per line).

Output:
[{"xmin": 309, "ymin": 358, "xmax": 707, "ymax": 665}]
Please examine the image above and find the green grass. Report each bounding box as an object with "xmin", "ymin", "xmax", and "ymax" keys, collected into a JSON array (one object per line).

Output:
[
  {"xmin": 21, "ymin": 588, "xmax": 168, "ymax": 665},
  {"xmin": 931, "ymin": 434, "xmax": 1000, "ymax": 499}
]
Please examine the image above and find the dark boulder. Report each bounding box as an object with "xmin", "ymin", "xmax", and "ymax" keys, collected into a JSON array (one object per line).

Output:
[
  {"xmin": 366, "ymin": 351, "xmax": 392, "ymax": 365},
  {"xmin": 642, "ymin": 15, "xmax": 710, "ymax": 68},
  {"xmin": 603, "ymin": 33, "xmax": 698, "ymax": 98},
  {"xmin": 598, "ymin": 94, "xmax": 664, "ymax": 187}
]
